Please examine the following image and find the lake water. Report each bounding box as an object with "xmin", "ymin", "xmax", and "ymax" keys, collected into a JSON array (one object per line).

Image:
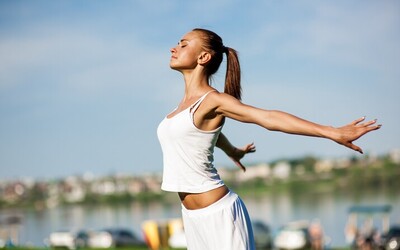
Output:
[{"xmin": 1, "ymin": 188, "xmax": 399, "ymax": 248}]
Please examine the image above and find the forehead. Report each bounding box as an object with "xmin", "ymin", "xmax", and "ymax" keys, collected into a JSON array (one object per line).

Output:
[{"xmin": 180, "ymin": 31, "xmax": 202, "ymax": 42}]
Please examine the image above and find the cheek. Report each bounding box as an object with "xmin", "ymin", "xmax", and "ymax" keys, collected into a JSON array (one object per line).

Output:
[{"xmin": 181, "ymin": 52, "xmax": 198, "ymax": 65}]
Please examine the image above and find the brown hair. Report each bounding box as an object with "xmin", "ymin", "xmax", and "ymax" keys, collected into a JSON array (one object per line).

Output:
[{"xmin": 193, "ymin": 28, "xmax": 242, "ymax": 100}]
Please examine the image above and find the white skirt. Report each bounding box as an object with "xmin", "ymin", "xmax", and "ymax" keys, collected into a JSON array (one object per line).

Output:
[{"xmin": 181, "ymin": 191, "xmax": 255, "ymax": 250}]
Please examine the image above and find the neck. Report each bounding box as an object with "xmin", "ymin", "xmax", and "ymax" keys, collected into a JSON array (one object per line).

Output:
[{"xmin": 181, "ymin": 67, "xmax": 210, "ymax": 98}]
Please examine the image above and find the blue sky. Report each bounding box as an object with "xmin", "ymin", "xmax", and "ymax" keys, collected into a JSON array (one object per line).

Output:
[{"xmin": 1, "ymin": 0, "xmax": 399, "ymax": 180}]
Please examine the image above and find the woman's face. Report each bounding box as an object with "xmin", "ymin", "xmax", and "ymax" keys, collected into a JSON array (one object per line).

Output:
[{"xmin": 169, "ymin": 31, "xmax": 204, "ymax": 71}]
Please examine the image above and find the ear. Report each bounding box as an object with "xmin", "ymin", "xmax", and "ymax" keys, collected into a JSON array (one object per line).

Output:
[{"xmin": 197, "ymin": 52, "xmax": 211, "ymax": 65}]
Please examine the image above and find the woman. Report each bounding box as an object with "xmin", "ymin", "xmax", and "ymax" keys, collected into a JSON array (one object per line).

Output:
[{"xmin": 157, "ymin": 28, "xmax": 381, "ymax": 250}]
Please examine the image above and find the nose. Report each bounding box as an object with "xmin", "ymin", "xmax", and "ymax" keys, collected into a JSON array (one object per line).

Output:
[{"xmin": 170, "ymin": 47, "xmax": 177, "ymax": 53}]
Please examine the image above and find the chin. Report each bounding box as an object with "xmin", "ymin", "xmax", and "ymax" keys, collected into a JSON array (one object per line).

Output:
[{"xmin": 169, "ymin": 64, "xmax": 180, "ymax": 70}]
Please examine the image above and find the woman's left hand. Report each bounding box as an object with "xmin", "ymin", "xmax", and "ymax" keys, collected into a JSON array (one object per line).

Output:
[
  {"xmin": 332, "ymin": 116, "xmax": 382, "ymax": 154},
  {"xmin": 228, "ymin": 143, "xmax": 256, "ymax": 172}
]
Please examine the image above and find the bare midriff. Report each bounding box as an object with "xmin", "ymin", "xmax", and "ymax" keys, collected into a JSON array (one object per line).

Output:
[{"xmin": 178, "ymin": 185, "xmax": 230, "ymax": 210}]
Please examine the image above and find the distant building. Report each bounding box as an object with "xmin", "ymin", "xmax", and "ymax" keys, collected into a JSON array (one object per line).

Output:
[
  {"xmin": 314, "ymin": 159, "xmax": 334, "ymax": 173},
  {"xmin": 127, "ymin": 178, "xmax": 147, "ymax": 194},
  {"xmin": 62, "ymin": 176, "xmax": 85, "ymax": 203},
  {"xmin": 273, "ymin": 161, "xmax": 291, "ymax": 179},
  {"xmin": 1, "ymin": 182, "xmax": 26, "ymax": 204},
  {"xmin": 390, "ymin": 148, "xmax": 400, "ymax": 164},
  {"xmin": 91, "ymin": 179, "xmax": 116, "ymax": 195},
  {"xmin": 217, "ymin": 167, "xmax": 236, "ymax": 182},
  {"xmin": 334, "ymin": 158, "xmax": 351, "ymax": 169},
  {"xmin": 142, "ymin": 175, "xmax": 162, "ymax": 193},
  {"xmin": 236, "ymin": 163, "xmax": 271, "ymax": 182}
]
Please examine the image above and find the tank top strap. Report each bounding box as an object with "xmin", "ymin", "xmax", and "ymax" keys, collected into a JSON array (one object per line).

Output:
[{"xmin": 190, "ymin": 90, "xmax": 216, "ymax": 117}]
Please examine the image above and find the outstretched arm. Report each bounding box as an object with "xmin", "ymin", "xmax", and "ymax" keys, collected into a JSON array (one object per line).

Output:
[
  {"xmin": 216, "ymin": 132, "xmax": 256, "ymax": 172},
  {"xmin": 213, "ymin": 93, "xmax": 381, "ymax": 154}
]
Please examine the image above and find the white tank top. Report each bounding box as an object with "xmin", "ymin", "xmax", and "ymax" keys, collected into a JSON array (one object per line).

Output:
[{"xmin": 157, "ymin": 91, "xmax": 224, "ymax": 193}]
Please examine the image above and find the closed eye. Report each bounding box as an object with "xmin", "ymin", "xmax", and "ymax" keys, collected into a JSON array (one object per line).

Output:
[{"xmin": 178, "ymin": 39, "xmax": 189, "ymax": 48}]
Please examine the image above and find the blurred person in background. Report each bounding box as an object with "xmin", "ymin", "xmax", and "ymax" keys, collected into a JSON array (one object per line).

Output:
[{"xmin": 309, "ymin": 219, "xmax": 324, "ymax": 250}]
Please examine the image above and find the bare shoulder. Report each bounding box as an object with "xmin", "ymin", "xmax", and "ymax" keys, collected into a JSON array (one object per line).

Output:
[
  {"xmin": 206, "ymin": 91, "xmax": 258, "ymax": 120},
  {"xmin": 199, "ymin": 91, "xmax": 241, "ymax": 117},
  {"xmin": 206, "ymin": 91, "xmax": 271, "ymax": 124},
  {"xmin": 206, "ymin": 91, "xmax": 242, "ymax": 107}
]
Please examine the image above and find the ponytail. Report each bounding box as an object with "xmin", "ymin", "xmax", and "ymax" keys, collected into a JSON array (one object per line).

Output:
[
  {"xmin": 224, "ymin": 47, "xmax": 242, "ymax": 100},
  {"xmin": 193, "ymin": 28, "xmax": 242, "ymax": 100}
]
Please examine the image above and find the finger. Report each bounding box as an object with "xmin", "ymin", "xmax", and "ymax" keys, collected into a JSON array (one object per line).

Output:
[
  {"xmin": 247, "ymin": 146, "xmax": 256, "ymax": 153},
  {"xmin": 352, "ymin": 116, "xmax": 366, "ymax": 126},
  {"xmin": 348, "ymin": 142, "xmax": 363, "ymax": 154},
  {"xmin": 231, "ymin": 157, "xmax": 246, "ymax": 172},
  {"xmin": 373, "ymin": 124, "xmax": 382, "ymax": 130},
  {"xmin": 236, "ymin": 162, "xmax": 246, "ymax": 172},
  {"xmin": 246, "ymin": 143, "xmax": 256, "ymax": 152},
  {"xmin": 362, "ymin": 123, "xmax": 382, "ymax": 134},
  {"xmin": 358, "ymin": 119, "xmax": 376, "ymax": 127},
  {"xmin": 243, "ymin": 144, "xmax": 256, "ymax": 153}
]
